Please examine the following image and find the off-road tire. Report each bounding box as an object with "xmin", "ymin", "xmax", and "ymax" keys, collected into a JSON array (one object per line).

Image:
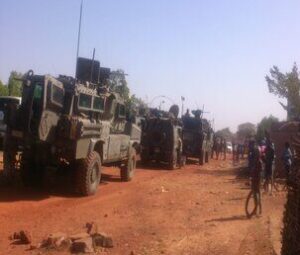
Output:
[
  {"xmin": 199, "ymin": 150, "xmax": 204, "ymax": 165},
  {"xmin": 75, "ymin": 151, "xmax": 101, "ymax": 196},
  {"xmin": 121, "ymin": 148, "xmax": 137, "ymax": 181}
]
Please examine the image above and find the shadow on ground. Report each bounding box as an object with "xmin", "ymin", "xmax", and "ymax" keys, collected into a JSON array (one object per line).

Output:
[
  {"xmin": 136, "ymin": 161, "xmax": 175, "ymax": 171},
  {"xmin": 206, "ymin": 215, "xmax": 248, "ymax": 222}
]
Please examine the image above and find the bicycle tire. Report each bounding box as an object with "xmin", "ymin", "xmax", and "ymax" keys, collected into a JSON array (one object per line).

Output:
[
  {"xmin": 245, "ymin": 190, "xmax": 258, "ymax": 218},
  {"xmin": 273, "ymin": 170, "xmax": 287, "ymax": 192}
]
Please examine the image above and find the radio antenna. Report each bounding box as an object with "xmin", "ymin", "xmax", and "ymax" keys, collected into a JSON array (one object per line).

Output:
[
  {"xmin": 90, "ymin": 48, "xmax": 95, "ymax": 82},
  {"xmin": 75, "ymin": 0, "xmax": 83, "ymax": 77}
]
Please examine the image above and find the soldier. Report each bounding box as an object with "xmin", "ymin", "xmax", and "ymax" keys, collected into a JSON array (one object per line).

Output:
[
  {"xmin": 184, "ymin": 109, "xmax": 190, "ymax": 117},
  {"xmin": 215, "ymin": 136, "xmax": 222, "ymax": 160},
  {"xmin": 211, "ymin": 136, "xmax": 216, "ymax": 159},
  {"xmin": 221, "ymin": 138, "xmax": 227, "ymax": 160}
]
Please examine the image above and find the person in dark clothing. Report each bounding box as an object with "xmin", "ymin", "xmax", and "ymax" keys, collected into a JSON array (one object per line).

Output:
[
  {"xmin": 215, "ymin": 137, "xmax": 222, "ymax": 160},
  {"xmin": 282, "ymin": 142, "xmax": 293, "ymax": 177},
  {"xmin": 250, "ymin": 145, "xmax": 263, "ymax": 215},
  {"xmin": 248, "ymin": 140, "xmax": 255, "ymax": 171},
  {"xmin": 264, "ymin": 139, "xmax": 275, "ymax": 194},
  {"xmin": 221, "ymin": 138, "xmax": 227, "ymax": 160}
]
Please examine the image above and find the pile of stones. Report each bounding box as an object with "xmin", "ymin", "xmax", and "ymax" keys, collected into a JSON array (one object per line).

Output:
[{"xmin": 10, "ymin": 222, "xmax": 113, "ymax": 254}]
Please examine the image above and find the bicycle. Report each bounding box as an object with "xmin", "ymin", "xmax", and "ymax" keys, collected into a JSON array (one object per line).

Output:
[
  {"xmin": 245, "ymin": 178, "xmax": 262, "ymax": 218},
  {"xmin": 272, "ymin": 170, "xmax": 288, "ymax": 192}
]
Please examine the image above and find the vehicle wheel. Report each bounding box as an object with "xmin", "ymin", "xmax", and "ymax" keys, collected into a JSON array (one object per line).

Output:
[
  {"xmin": 205, "ymin": 151, "xmax": 209, "ymax": 163},
  {"xmin": 199, "ymin": 150, "xmax": 204, "ymax": 165},
  {"xmin": 273, "ymin": 177, "xmax": 286, "ymax": 192},
  {"xmin": 168, "ymin": 150, "xmax": 178, "ymax": 170},
  {"xmin": 121, "ymin": 147, "xmax": 136, "ymax": 181},
  {"xmin": 75, "ymin": 151, "xmax": 101, "ymax": 196}
]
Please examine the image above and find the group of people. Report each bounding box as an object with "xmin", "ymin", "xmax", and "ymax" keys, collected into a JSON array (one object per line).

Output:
[
  {"xmin": 245, "ymin": 137, "xmax": 293, "ymax": 217},
  {"xmin": 211, "ymin": 136, "xmax": 246, "ymax": 162},
  {"xmin": 248, "ymin": 137, "xmax": 293, "ymax": 195},
  {"xmin": 211, "ymin": 136, "xmax": 227, "ymax": 160}
]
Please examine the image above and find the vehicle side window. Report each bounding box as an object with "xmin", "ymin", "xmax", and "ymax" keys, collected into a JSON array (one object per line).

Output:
[
  {"xmin": 51, "ymin": 84, "xmax": 64, "ymax": 107},
  {"xmin": 79, "ymin": 94, "xmax": 92, "ymax": 109},
  {"xmin": 34, "ymin": 84, "xmax": 43, "ymax": 99},
  {"xmin": 93, "ymin": 97, "xmax": 105, "ymax": 111}
]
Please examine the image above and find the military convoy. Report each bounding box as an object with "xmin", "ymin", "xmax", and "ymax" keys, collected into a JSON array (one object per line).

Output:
[
  {"xmin": 3, "ymin": 57, "xmax": 141, "ymax": 196},
  {"xmin": 2, "ymin": 57, "xmax": 214, "ymax": 196},
  {"xmin": 140, "ymin": 106, "xmax": 184, "ymax": 169},
  {"xmin": 182, "ymin": 110, "xmax": 213, "ymax": 165}
]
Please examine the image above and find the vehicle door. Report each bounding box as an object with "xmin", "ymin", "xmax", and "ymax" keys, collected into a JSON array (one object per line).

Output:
[{"xmin": 38, "ymin": 76, "xmax": 65, "ymax": 142}]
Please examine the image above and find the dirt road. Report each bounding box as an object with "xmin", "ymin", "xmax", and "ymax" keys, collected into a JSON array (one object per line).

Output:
[{"xmin": 0, "ymin": 159, "xmax": 285, "ymax": 255}]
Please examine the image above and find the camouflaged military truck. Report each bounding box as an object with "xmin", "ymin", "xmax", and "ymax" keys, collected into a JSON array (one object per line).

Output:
[
  {"xmin": 4, "ymin": 58, "xmax": 141, "ymax": 196},
  {"xmin": 182, "ymin": 110, "xmax": 213, "ymax": 165},
  {"xmin": 140, "ymin": 106, "xmax": 184, "ymax": 170}
]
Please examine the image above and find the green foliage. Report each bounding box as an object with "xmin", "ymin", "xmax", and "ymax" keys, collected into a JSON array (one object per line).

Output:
[
  {"xmin": 215, "ymin": 127, "xmax": 233, "ymax": 140},
  {"xmin": 265, "ymin": 63, "xmax": 300, "ymax": 119},
  {"xmin": 109, "ymin": 69, "xmax": 130, "ymax": 100},
  {"xmin": 108, "ymin": 69, "xmax": 147, "ymax": 117},
  {"xmin": 7, "ymin": 71, "xmax": 22, "ymax": 97},
  {"xmin": 256, "ymin": 115, "xmax": 279, "ymax": 142},
  {"xmin": 0, "ymin": 80, "xmax": 9, "ymax": 96},
  {"xmin": 237, "ymin": 122, "xmax": 256, "ymax": 140},
  {"xmin": 126, "ymin": 94, "xmax": 147, "ymax": 117}
]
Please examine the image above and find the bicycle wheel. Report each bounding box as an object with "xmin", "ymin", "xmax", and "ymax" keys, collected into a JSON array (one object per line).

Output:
[
  {"xmin": 273, "ymin": 171, "xmax": 286, "ymax": 192},
  {"xmin": 245, "ymin": 190, "xmax": 258, "ymax": 218}
]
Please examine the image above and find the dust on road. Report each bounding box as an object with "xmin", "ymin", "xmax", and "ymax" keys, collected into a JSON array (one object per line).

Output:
[{"xmin": 0, "ymin": 159, "xmax": 285, "ymax": 255}]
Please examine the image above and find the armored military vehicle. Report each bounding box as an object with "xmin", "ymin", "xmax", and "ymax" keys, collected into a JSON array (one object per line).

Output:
[
  {"xmin": 182, "ymin": 110, "xmax": 213, "ymax": 165},
  {"xmin": 4, "ymin": 57, "xmax": 141, "ymax": 196},
  {"xmin": 140, "ymin": 105, "xmax": 184, "ymax": 170}
]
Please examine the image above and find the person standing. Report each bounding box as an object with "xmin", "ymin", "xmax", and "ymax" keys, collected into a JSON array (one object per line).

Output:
[
  {"xmin": 216, "ymin": 136, "xmax": 221, "ymax": 160},
  {"xmin": 221, "ymin": 138, "xmax": 227, "ymax": 160},
  {"xmin": 250, "ymin": 144, "xmax": 263, "ymax": 216},
  {"xmin": 282, "ymin": 142, "xmax": 293, "ymax": 177},
  {"xmin": 264, "ymin": 139, "xmax": 275, "ymax": 194}
]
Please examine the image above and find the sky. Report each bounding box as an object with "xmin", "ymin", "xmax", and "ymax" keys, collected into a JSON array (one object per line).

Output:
[{"xmin": 1, "ymin": 0, "xmax": 300, "ymax": 131}]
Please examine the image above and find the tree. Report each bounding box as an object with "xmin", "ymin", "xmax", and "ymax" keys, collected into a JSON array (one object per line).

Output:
[
  {"xmin": 0, "ymin": 80, "xmax": 9, "ymax": 96},
  {"xmin": 256, "ymin": 115, "xmax": 279, "ymax": 142},
  {"xmin": 215, "ymin": 127, "xmax": 233, "ymax": 140},
  {"xmin": 108, "ymin": 69, "xmax": 129, "ymax": 101},
  {"xmin": 265, "ymin": 63, "xmax": 300, "ymax": 120},
  {"xmin": 236, "ymin": 122, "xmax": 256, "ymax": 140},
  {"xmin": 7, "ymin": 71, "xmax": 23, "ymax": 97}
]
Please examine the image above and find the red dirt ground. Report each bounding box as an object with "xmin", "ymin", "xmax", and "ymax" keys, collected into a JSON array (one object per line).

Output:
[{"xmin": 0, "ymin": 158, "xmax": 285, "ymax": 255}]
